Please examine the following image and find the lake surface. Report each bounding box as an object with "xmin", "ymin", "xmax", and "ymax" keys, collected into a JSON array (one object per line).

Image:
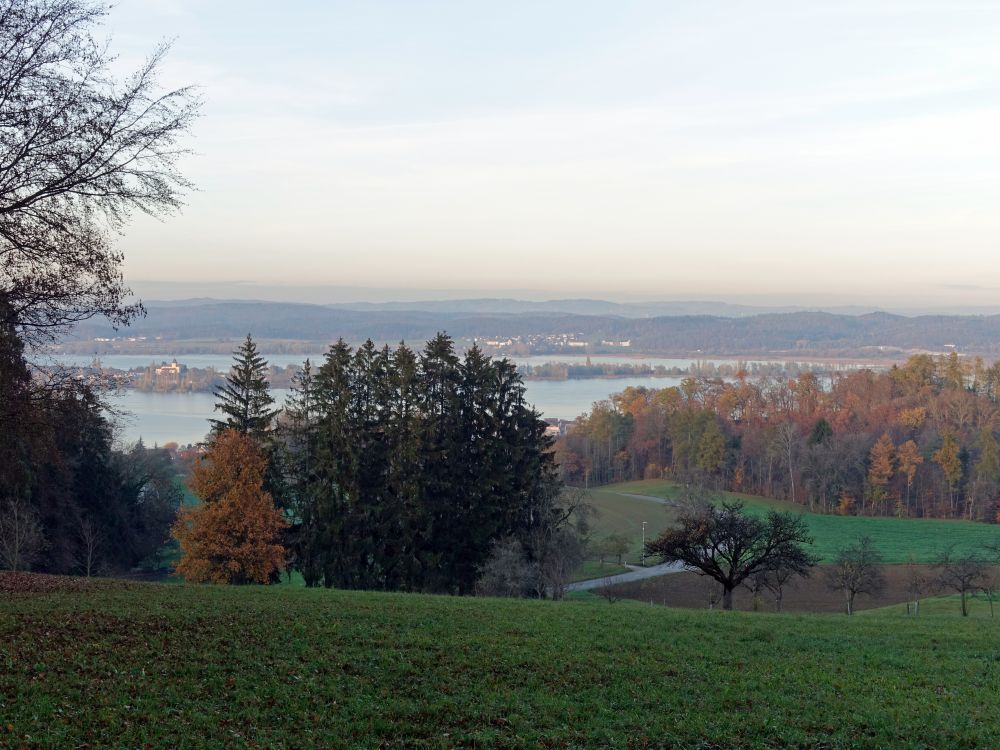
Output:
[
  {"xmin": 52, "ymin": 352, "xmax": 818, "ymax": 371},
  {"xmin": 64, "ymin": 351, "xmax": 870, "ymax": 447},
  {"xmin": 107, "ymin": 376, "xmax": 685, "ymax": 447}
]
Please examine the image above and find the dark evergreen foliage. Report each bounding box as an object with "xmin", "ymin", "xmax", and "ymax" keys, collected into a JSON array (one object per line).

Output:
[
  {"xmin": 283, "ymin": 333, "xmax": 567, "ymax": 594},
  {"xmin": 210, "ymin": 334, "xmax": 278, "ymax": 438}
]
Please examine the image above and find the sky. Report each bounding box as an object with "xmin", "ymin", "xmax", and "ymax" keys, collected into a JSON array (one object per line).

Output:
[{"xmin": 109, "ymin": 1, "xmax": 1000, "ymax": 306}]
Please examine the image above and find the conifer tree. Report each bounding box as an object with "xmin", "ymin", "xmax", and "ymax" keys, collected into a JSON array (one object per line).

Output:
[
  {"xmin": 281, "ymin": 333, "xmax": 568, "ymax": 594},
  {"xmin": 172, "ymin": 429, "xmax": 287, "ymax": 584},
  {"xmin": 211, "ymin": 334, "xmax": 277, "ymax": 439}
]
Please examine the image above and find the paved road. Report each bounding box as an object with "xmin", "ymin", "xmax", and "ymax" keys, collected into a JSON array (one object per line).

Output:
[
  {"xmin": 565, "ymin": 490, "xmax": 686, "ymax": 591},
  {"xmin": 566, "ymin": 560, "xmax": 686, "ymax": 591},
  {"xmin": 617, "ymin": 492, "xmax": 679, "ymax": 507}
]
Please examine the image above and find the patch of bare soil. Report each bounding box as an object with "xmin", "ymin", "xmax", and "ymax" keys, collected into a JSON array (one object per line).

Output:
[
  {"xmin": 0, "ymin": 571, "xmax": 139, "ymax": 595},
  {"xmin": 606, "ymin": 564, "xmax": 935, "ymax": 614}
]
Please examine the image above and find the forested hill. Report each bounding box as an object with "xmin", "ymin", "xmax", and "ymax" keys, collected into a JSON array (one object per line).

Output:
[{"xmin": 67, "ymin": 302, "xmax": 1000, "ymax": 357}]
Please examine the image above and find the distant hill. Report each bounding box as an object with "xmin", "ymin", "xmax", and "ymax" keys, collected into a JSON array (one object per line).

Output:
[
  {"xmin": 144, "ymin": 296, "xmax": 884, "ymax": 318},
  {"xmin": 325, "ymin": 298, "xmax": 838, "ymax": 317},
  {"xmin": 65, "ymin": 301, "xmax": 1000, "ymax": 358}
]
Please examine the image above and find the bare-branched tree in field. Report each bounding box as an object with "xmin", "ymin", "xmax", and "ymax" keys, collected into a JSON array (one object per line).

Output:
[
  {"xmin": 645, "ymin": 501, "xmax": 817, "ymax": 611},
  {"xmin": 825, "ymin": 536, "xmax": 885, "ymax": 615},
  {"xmin": 0, "ymin": 498, "xmax": 45, "ymax": 571},
  {"xmin": 936, "ymin": 548, "xmax": 989, "ymax": 617}
]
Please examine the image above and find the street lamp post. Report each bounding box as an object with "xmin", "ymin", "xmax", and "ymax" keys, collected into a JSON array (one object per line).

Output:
[{"xmin": 641, "ymin": 521, "xmax": 648, "ymax": 566}]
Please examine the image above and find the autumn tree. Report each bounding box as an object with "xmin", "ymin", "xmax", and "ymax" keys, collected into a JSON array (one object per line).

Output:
[
  {"xmin": 696, "ymin": 420, "xmax": 726, "ymax": 477},
  {"xmin": 970, "ymin": 429, "xmax": 1000, "ymax": 521},
  {"xmin": 896, "ymin": 440, "xmax": 923, "ymax": 517},
  {"xmin": 866, "ymin": 433, "xmax": 895, "ymax": 515},
  {"xmin": 556, "ymin": 353, "xmax": 1000, "ymax": 522},
  {"xmin": 825, "ymin": 536, "xmax": 885, "ymax": 615},
  {"xmin": 933, "ymin": 430, "xmax": 963, "ymax": 516},
  {"xmin": 645, "ymin": 501, "xmax": 817, "ymax": 610},
  {"xmin": 172, "ymin": 430, "xmax": 287, "ymax": 584}
]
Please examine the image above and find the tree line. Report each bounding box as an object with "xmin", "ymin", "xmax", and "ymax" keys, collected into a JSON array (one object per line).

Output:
[
  {"xmin": 169, "ymin": 333, "xmax": 581, "ymax": 595},
  {"xmin": 557, "ymin": 353, "xmax": 1000, "ymax": 521},
  {"xmin": 0, "ymin": 0, "xmax": 197, "ymax": 578}
]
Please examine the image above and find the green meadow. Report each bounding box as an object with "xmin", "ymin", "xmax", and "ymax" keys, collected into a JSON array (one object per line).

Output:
[
  {"xmin": 591, "ymin": 480, "xmax": 1000, "ymax": 564},
  {"xmin": 3, "ymin": 579, "xmax": 1000, "ymax": 749}
]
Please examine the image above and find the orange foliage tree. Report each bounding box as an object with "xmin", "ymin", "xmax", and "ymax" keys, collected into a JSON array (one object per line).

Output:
[
  {"xmin": 557, "ymin": 354, "xmax": 1000, "ymax": 521},
  {"xmin": 895, "ymin": 440, "xmax": 923, "ymax": 517},
  {"xmin": 172, "ymin": 429, "xmax": 287, "ymax": 584},
  {"xmin": 866, "ymin": 433, "xmax": 895, "ymax": 515}
]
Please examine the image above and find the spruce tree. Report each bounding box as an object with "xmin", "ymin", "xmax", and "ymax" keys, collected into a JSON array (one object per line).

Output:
[
  {"xmin": 281, "ymin": 333, "xmax": 570, "ymax": 594},
  {"xmin": 210, "ymin": 334, "xmax": 277, "ymax": 439}
]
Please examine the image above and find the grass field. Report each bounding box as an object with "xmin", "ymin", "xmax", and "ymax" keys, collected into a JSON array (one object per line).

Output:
[
  {"xmin": 581, "ymin": 488, "xmax": 677, "ymax": 563},
  {"xmin": 606, "ymin": 562, "xmax": 1000, "ymax": 616},
  {"xmin": 4, "ymin": 575, "xmax": 1000, "ymax": 748},
  {"xmin": 569, "ymin": 559, "xmax": 629, "ymax": 582},
  {"xmin": 592, "ymin": 480, "xmax": 1000, "ymax": 564}
]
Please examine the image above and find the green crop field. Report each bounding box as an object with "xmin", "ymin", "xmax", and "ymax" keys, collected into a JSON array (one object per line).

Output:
[
  {"xmin": 592, "ymin": 480, "xmax": 1000, "ymax": 564},
  {"xmin": 3, "ymin": 576, "xmax": 1000, "ymax": 748}
]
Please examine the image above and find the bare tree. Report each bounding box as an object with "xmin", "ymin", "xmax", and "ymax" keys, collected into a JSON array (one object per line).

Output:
[
  {"xmin": 597, "ymin": 578, "xmax": 620, "ymax": 604},
  {"xmin": 77, "ymin": 516, "xmax": 102, "ymax": 577},
  {"xmin": 979, "ymin": 568, "xmax": 999, "ymax": 618},
  {"xmin": 742, "ymin": 570, "xmax": 767, "ymax": 611},
  {"xmin": 0, "ymin": 498, "xmax": 46, "ymax": 571},
  {"xmin": 825, "ymin": 536, "xmax": 885, "ymax": 615},
  {"xmin": 0, "ymin": 0, "xmax": 200, "ymax": 345},
  {"xmin": 936, "ymin": 548, "xmax": 989, "ymax": 617},
  {"xmin": 645, "ymin": 501, "xmax": 817, "ymax": 610},
  {"xmin": 903, "ymin": 557, "xmax": 931, "ymax": 616},
  {"xmin": 533, "ymin": 527, "xmax": 585, "ymax": 600},
  {"xmin": 604, "ymin": 533, "xmax": 630, "ymax": 565},
  {"xmin": 475, "ymin": 537, "xmax": 539, "ymax": 598},
  {"xmin": 740, "ymin": 563, "xmax": 807, "ymax": 612},
  {"xmin": 776, "ymin": 422, "xmax": 799, "ymax": 503},
  {"xmin": 762, "ymin": 564, "xmax": 806, "ymax": 613}
]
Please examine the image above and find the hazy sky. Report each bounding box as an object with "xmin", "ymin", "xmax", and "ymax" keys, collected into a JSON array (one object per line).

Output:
[{"xmin": 110, "ymin": 1, "xmax": 1000, "ymax": 305}]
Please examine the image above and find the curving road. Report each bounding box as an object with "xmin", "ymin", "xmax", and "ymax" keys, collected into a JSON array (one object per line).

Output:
[
  {"xmin": 566, "ymin": 561, "xmax": 686, "ymax": 591},
  {"xmin": 566, "ymin": 490, "xmax": 687, "ymax": 591}
]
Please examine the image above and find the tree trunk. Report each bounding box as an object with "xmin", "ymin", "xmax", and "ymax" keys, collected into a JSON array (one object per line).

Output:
[
  {"xmin": 722, "ymin": 587, "xmax": 734, "ymax": 610},
  {"xmin": 775, "ymin": 588, "xmax": 783, "ymax": 613},
  {"xmin": 846, "ymin": 590, "xmax": 854, "ymax": 616},
  {"xmin": 961, "ymin": 590, "xmax": 968, "ymax": 617}
]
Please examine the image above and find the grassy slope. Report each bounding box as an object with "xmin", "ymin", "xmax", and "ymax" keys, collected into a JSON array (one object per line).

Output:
[
  {"xmin": 3, "ymin": 581, "xmax": 1000, "ymax": 748},
  {"xmin": 582, "ymin": 488, "xmax": 678, "ymax": 563},
  {"xmin": 569, "ymin": 560, "xmax": 630, "ymax": 582},
  {"xmin": 600, "ymin": 480, "xmax": 1000, "ymax": 563}
]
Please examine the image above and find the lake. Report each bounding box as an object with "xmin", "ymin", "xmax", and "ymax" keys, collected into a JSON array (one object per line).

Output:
[
  {"xmin": 108, "ymin": 375, "xmax": 685, "ymax": 447},
  {"xmin": 61, "ymin": 351, "xmax": 868, "ymax": 447},
  {"xmin": 54, "ymin": 352, "xmax": 754, "ymax": 371}
]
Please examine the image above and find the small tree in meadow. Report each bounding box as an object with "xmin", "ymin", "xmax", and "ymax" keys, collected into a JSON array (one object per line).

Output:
[
  {"xmin": 825, "ymin": 536, "xmax": 885, "ymax": 615},
  {"xmin": 645, "ymin": 501, "xmax": 817, "ymax": 611},
  {"xmin": 903, "ymin": 556, "xmax": 931, "ymax": 616},
  {"xmin": 936, "ymin": 548, "xmax": 988, "ymax": 617}
]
